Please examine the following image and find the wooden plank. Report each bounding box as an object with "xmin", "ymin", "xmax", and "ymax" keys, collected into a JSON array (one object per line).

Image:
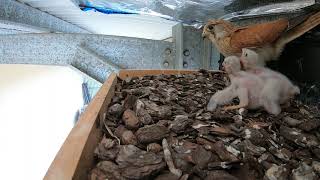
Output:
[
  {"xmin": 118, "ymin": 69, "xmax": 197, "ymax": 79},
  {"xmin": 45, "ymin": 69, "xmax": 225, "ymax": 179},
  {"xmin": 44, "ymin": 73, "xmax": 118, "ymax": 180},
  {"xmin": 118, "ymin": 69, "xmax": 223, "ymax": 80}
]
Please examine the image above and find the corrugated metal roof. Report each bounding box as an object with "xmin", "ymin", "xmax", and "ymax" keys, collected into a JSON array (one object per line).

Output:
[{"xmin": 18, "ymin": 0, "xmax": 177, "ymax": 40}]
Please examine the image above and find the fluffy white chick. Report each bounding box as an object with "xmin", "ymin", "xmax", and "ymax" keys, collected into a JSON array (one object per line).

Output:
[
  {"xmin": 241, "ymin": 48, "xmax": 300, "ymax": 106},
  {"xmin": 207, "ymin": 56, "xmax": 281, "ymax": 115}
]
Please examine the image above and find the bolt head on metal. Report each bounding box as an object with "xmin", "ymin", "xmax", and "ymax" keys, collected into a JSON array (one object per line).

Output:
[
  {"xmin": 183, "ymin": 62, "xmax": 188, "ymax": 68},
  {"xmin": 163, "ymin": 61, "xmax": 169, "ymax": 67},
  {"xmin": 183, "ymin": 49, "xmax": 190, "ymax": 56}
]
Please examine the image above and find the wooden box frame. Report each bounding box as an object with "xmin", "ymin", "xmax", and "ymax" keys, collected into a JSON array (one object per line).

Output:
[{"xmin": 44, "ymin": 69, "xmax": 200, "ymax": 180}]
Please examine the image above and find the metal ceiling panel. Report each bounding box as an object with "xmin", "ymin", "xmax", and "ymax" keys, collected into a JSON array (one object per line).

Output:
[{"xmin": 18, "ymin": 0, "xmax": 177, "ymax": 40}]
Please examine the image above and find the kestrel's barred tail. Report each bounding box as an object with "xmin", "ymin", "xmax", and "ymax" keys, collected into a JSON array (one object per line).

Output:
[{"xmin": 276, "ymin": 11, "xmax": 320, "ymax": 48}]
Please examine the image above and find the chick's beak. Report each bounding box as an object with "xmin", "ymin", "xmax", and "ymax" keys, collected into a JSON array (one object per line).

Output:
[{"xmin": 221, "ymin": 65, "xmax": 225, "ymax": 71}]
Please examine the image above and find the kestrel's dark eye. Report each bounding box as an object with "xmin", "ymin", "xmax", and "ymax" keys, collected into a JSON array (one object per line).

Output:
[{"xmin": 208, "ymin": 25, "xmax": 214, "ymax": 30}]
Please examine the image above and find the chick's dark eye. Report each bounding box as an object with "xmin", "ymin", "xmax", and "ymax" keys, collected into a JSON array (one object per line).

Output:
[
  {"xmin": 208, "ymin": 25, "xmax": 214, "ymax": 30},
  {"xmin": 245, "ymin": 53, "xmax": 248, "ymax": 57}
]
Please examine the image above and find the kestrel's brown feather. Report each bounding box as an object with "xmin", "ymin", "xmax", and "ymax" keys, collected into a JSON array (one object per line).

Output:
[
  {"xmin": 210, "ymin": 19, "xmax": 235, "ymax": 33},
  {"xmin": 279, "ymin": 11, "xmax": 320, "ymax": 45},
  {"xmin": 230, "ymin": 19, "xmax": 289, "ymax": 52},
  {"xmin": 204, "ymin": 12, "xmax": 320, "ymax": 62}
]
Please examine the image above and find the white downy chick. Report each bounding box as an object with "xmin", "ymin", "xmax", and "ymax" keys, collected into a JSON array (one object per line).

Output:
[
  {"xmin": 207, "ymin": 56, "xmax": 280, "ymax": 115},
  {"xmin": 241, "ymin": 48, "xmax": 300, "ymax": 107}
]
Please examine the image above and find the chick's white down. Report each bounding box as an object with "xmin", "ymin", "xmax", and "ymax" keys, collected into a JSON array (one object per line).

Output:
[
  {"xmin": 207, "ymin": 56, "xmax": 282, "ymax": 115},
  {"xmin": 241, "ymin": 48, "xmax": 300, "ymax": 105}
]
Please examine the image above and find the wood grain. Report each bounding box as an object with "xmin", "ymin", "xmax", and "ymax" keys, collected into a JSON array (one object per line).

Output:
[
  {"xmin": 118, "ymin": 69, "xmax": 223, "ymax": 80},
  {"xmin": 44, "ymin": 73, "xmax": 117, "ymax": 180}
]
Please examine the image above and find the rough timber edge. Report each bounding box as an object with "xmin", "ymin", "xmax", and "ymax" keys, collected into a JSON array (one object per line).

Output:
[
  {"xmin": 44, "ymin": 69, "xmax": 224, "ymax": 180},
  {"xmin": 44, "ymin": 73, "xmax": 117, "ymax": 180},
  {"xmin": 118, "ymin": 69, "xmax": 224, "ymax": 80}
]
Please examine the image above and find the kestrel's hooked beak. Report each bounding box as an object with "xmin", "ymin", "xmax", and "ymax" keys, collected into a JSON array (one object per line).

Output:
[
  {"xmin": 221, "ymin": 64, "xmax": 226, "ymax": 71},
  {"xmin": 202, "ymin": 32, "xmax": 207, "ymax": 40}
]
